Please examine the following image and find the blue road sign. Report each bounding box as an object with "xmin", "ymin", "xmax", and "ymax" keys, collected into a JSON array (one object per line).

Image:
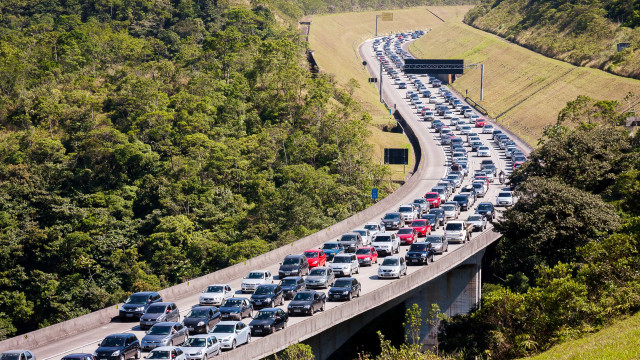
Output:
[{"xmin": 371, "ymin": 188, "xmax": 378, "ymax": 200}]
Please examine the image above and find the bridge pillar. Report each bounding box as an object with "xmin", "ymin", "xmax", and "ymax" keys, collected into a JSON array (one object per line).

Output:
[{"xmin": 404, "ymin": 248, "xmax": 484, "ymax": 347}]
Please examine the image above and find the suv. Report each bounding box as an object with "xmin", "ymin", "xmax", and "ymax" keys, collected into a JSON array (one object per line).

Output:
[
  {"xmin": 119, "ymin": 291, "xmax": 162, "ymax": 320},
  {"xmin": 329, "ymin": 254, "xmax": 360, "ymax": 277},
  {"xmin": 444, "ymin": 221, "xmax": 472, "ymax": 244},
  {"xmin": 278, "ymin": 255, "xmax": 309, "ymax": 279},
  {"xmin": 338, "ymin": 233, "xmax": 363, "ymax": 253},
  {"xmin": 140, "ymin": 302, "xmax": 180, "ymax": 330},
  {"xmin": 94, "ymin": 333, "xmax": 141, "ymax": 360},
  {"xmin": 398, "ymin": 205, "xmax": 417, "ymax": 222},
  {"xmin": 371, "ymin": 232, "xmax": 400, "ymax": 256}
]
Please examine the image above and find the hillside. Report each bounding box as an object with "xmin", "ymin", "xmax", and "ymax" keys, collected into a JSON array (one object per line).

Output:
[
  {"xmin": 523, "ymin": 312, "xmax": 640, "ymax": 360},
  {"xmin": 463, "ymin": 0, "xmax": 640, "ymax": 79}
]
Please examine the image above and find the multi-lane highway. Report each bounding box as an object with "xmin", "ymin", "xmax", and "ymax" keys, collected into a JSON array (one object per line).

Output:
[{"xmin": 15, "ymin": 31, "xmax": 526, "ymax": 360}]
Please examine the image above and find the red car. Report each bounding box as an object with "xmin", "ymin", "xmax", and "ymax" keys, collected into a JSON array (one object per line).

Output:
[
  {"xmin": 424, "ymin": 192, "xmax": 441, "ymax": 208},
  {"xmin": 475, "ymin": 118, "xmax": 486, "ymax": 127},
  {"xmin": 397, "ymin": 227, "xmax": 418, "ymax": 245},
  {"xmin": 303, "ymin": 249, "xmax": 326, "ymax": 268},
  {"xmin": 356, "ymin": 246, "xmax": 378, "ymax": 266},
  {"xmin": 410, "ymin": 219, "xmax": 432, "ymax": 237}
]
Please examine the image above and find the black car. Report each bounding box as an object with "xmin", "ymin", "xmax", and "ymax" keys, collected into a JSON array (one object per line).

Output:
[
  {"xmin": 280, "ymin": 276, "xmax": 306, "ymax": 300},
  {"xmin": 429, "ymin": 208, "xmax": 447, "ymax": 226},
  {"xmin": 249, "ymin": 308, "xmax": 289, "ymax": 336},
  {"xmin": 475, "ymin": 202, "xmax": 495, "ymax": 221},
  {"xmin": 452, "ymin": 194, "xmax": 470, "ymax": 211},
  {"xmin": 421, "ymin": 213, "xmax": 439, "ymax": 230},
  {"xmin": 328, "ymin": 278, "xmax": 361, "ymax": 301},
  {"xmin": 119, "ymin": 291, "xmax": 162, "ymax": 320},
  {"xmin": 250, "ymin": 284, "xmax": 284, "ymax": 309},
  {"xmin": 182, "ymin": 306, "xmax": 221, "ymax": 334},
  {"xmin": 219, "ymin": 298, "xmax": 253, "ymax": 320},
  {"xmin": 61, "ymin": 354, "xmax": 95, "ymax": 360},
  {"xmin": 278, "ymin": 254, "xmax": 309, "ymax": 279},
  {"xmin": 287, "ymin": 290, "xmax": 326, "ymax": 316},
  {"xmin": 94, "ymin": 333, "xmax": 140, "ymax": 360},
  {"xmin": 405, "ymin": 242, "xmax": 435, "ymax": 265}
]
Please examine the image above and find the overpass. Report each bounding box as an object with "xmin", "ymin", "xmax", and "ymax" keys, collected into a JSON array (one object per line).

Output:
[{"xmin": 0, "ymin": 33, "xmax": 530, "ymax": 360}]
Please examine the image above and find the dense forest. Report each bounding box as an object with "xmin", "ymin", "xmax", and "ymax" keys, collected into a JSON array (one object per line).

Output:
[
  {"xmin": 437, "ymin": 97, "xmax": 640, "ymax": 359},
  {"xmin": 0, "ymin": 0, "xmax": 391, "ymax": 338},
  {"xmin": 464, "ymin": 0, "xmax": 640, "ymax": 79}
]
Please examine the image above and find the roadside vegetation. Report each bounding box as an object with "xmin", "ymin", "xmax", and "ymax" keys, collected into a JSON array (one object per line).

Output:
[
  {"xmin": 0, "ymin": 0, "xmax": 389, "ymax": 338},
  {"xmin": 463, "ymin": 0, "xmax": 640, "ymax": 79}
]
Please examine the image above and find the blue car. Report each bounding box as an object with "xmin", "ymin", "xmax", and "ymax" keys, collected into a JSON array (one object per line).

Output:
[
  {"xmin": 322, "ymin": 241, "xmax": 345, "ymax": 261},
  {"xmin": 94, "ymin": 333, "xmax": 140, "ymax": 360}
]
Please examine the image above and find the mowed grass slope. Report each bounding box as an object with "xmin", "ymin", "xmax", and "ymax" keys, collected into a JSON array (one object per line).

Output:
[
  {"xmin": 309, "ymin": 7, "xmax": 474, "ymax": 179},
  {"xmin": 410, "ymin": 22, "xmax": 640, "ymax": 145},
  {"xmin": 523, "ymin": 312, "xmax": 640, "ymax": 360}
]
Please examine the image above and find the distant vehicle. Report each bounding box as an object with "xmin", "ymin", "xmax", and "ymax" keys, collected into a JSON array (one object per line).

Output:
[
  {"xmin": 140, "ymin": 302, "xmax": 180, "ymax": 330},
  {"xmin": 183, "ymin": 306, "xmax": 220, "ymax": 334},
  {"xmin": 278, "ymin": 255, "xmax": 309, "ymax": 279},
  {"xmin": 410, "ymin": 219, "xmax": 431, "ymax": 237},
  {"xmin": 145, "ymin": 347, "xmax": 186, "ymax": 360},
  {"xmin": 466, "ymin": 214, "xmax": 487, "ymax": 232},
  {"xmin": 371, "ymin": 232, "xmax": 400, "ymax": 256},
  {"xmin": 363, "ymin": 222, "xmax": 385, "ymax": 237},
  {"xmin": 180, "ymin": 334, "xmax": 221, "ymax": 359},
  {"xmin": 1, "ymin": 352, "xmax": 36, "ymax": 360},
  {"xmin": 425, "ymin": 234, "xmax": 448, "ymax": 254},
  {"xmin": 338, "ymin": 233, "xmax": 364, "ymax": 253},
  {"xmin": 444, "ymin": 221, "xmax": 472, "ymax": 244},
  {"xmin": 355, "ymin": 246, "xmax": 378, "ymax": 266},
  {"xmin": 141, "ymin": 322, "xmax": 188, "ymax": 351},
  {"xmin": 421, "ymin": 213, "xmax": 439, "ymax": 230},
  {"xmin": 328, "ymin": 277, "xmax": 362, "ymax": 301},
  {"xmin": 472, "ymin": 181, "xmax": 488, "ymax": 197},
  {"xmin": 428, "ymin": 208, "xmax": 447, "ymax": 226},
  {"xmin": 398, "ymin": 205, "xmax": 418, "ymax": 222},
  {"xmin": 452, "ymin": 194, "xmax": 471, "ymax": 211},
  {"xmin": 322, "ymin": 241, "xmax": 345, "ymax": 261},
  {"xmin": 249, "ymin": 308, "xmax": 288, "ymax": 336},
  {"xmin": 199, "ymin": 284, "xmax": 233, "ymax": 306},
  {"xmin": 477, "ymin": 146, "xmax": 491, "ymax": 157},
  {"xmin": 483, "ymin": 124, "xmax": 494, "ymax": 134},
  {"xmin": 93, "ymin": 333, "xmax": 141, "ymax": 360},
  {"xmin": 424, "ymin": 192, "xmax": 441, "ymax": 208},
  {"xmin": 305, "ymin": 267, "xmax": 335, "ymax": 289},
  {"xmin": 405, "ymin": 242, "xmax": 435, "ymax": 265},
  {"xmin": 219, "ymin": 298, "xmax": 253, "ymax": 321},
  {"xmin": 441, "ymin": 203, "xmax": 458, "ymax": 220},
  {"xmin": 352, "ymin": 228, "xmax": 372, "ymax": 245},
  {"xmin": 476, "ymin": 202, "xmax": 495, "ymax": 221},
  {"xmin": 279, "ymin": 276, "xmax": 306, "ymax": 300},
  {"xmin": 303, "ymin": 249, "xmax": 327, "ymax": 268},
  {"xmin": 381, "ymin": 212, "xmax": 404, "ymax": 230},
  {"xmin": 412, "ymin": 198, "xmax": 430, "ymax": 214},
  {"xmin": 210, "ymin": 321, "xmax": 251, "ymax": 350},
  {"xmin": 475, "ymin": 118, "xmax": 486, "ymax": 127},
  {"xmin": 496, "ymin": 191, "xmax": 514, "ymax": 207},
  {"xmin": 377, "ymin": 256, "xmax": 407, "ymax": 279},
  {"xmin": 397, "ymin": 227, "xmax": 418, "ymax": 245},
  {"xmin": 330, "ymin": 254, "xmax": 360, "ymax": 277},
  {"xmin": 287, "ymin": 290, "xmax": 326, "ymax": 316},
  {"xmin": 250, "ymin": 284, "xmax": 284, "ymax": 309},
  {"xmin": 119, "ymin": 291, "xmax": 162, "ymax": 320},
  {"xmin": 241, "ymin": 270, "xmax": 273, "ymax": 293}
]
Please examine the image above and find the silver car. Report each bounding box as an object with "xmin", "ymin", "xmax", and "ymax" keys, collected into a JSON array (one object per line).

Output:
[
  {"xmin": 497, "ymin": 191, "xmax": 514, "ymax": 207},
  {"xmin": 181, "ymin": 334, "xmax": 221, "ymax": 360},
  {"xmin": 141, "ymin": 322, "xmax": 189, "ymax": 351},
  {"xmin": 0, "ymin": 351, "xmax": 35, "ymax": 360},
  {"xmin": 377, "ymin": 256, "xmax": 407, "ymax": 279},
  {"xmin": 305, "ymin": 267, "xmax": 335, "ymax": 289},
  {"xmin": 466, "ymin": 214, "xmax": 487, "ymax": 231},
  {"xmin": 425, "ymin": 235, "xmax": 448, "ymax": 254}
]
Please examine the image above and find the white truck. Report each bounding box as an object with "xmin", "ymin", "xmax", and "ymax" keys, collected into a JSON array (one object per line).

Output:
[{"xmin": 444, "ymin": 221, "xmax": 473, "ymax": 244}]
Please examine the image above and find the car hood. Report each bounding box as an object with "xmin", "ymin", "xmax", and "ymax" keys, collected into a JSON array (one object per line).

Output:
[
  {"xmin": 251, "ymin": 294, "xmax": 274, "ymax": 301},
  {"xmin": 323, "ymin": 249, "xmax": 341, "ymax": 255},
  {"xmin": 328, "ymin": 287, "xmax": 350, "ymax": 293},
  {"xmin": 249, "ymin": 319, "xmax": 275, "ymax": 327},
  {"xmin": 142, "ymin": 334, "xmax": 170, "ymax": 342},
  {"xmin": 406, "ymin": 251, "xmax": 428, "ymax": 256},
  {"xmin": 281, "ymin": 285, "xmax": 298, "ymax": 292},
  {"xmin": 200, "ymin": 292, "xmax": 223, "ymax": 298},
  {"xmin": 379, "ymin": 265, "xmax": 400, "ymax": 272},
  {"xmin": 397, "ymin": 234, "xmax": 413, "ymax": 239},
  {"xmin": 329, "ymin": 263, "xmax": 350, "ymax": 268},
  {"xmin": 96, "ymin": 346, "xmax": 123, "ymax": 354},
  {"xmin": 242, "ymin": 279, "xmax": 264, "ymax": 285},
  {"xmin": 356, "ymin": 254, "xmax": 373, "ymax": 259},
  {"xmin": 289, "ymin": 300, "xmax": 312, "ymax": 307},
  {"xmin": 183, "ymin": 317, "xmax": 208, "ymax": 325},
  {"xmin": 306, "ymin": 276, "xmax": 327, "ymax": 282},
  {"xmin": 182, "ymin": 347, "xmax": 206, "ymax": 355},
  {"xmin": 140, "ymin": 313, "xmax": 164, "ymax": 321},
  {"xmin": 371, "ymin": 241, "xmax": 392, "ymax": 247},
  {"xmin": 210, "ymin": 332, "xmax": 234, "ymax": 340},
  {"xmin": 279, "ymin": 265, "xmax": 300, "ymax": 271},
  {"xmin": 219, "ymin": 306, "xmax": 241, "ymax": 313},
  {"xmin": 121, "ymin": 303, "xmax": 145, "ymax": 310}
]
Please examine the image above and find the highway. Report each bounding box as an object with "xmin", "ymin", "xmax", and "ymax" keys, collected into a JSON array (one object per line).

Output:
[{"xmin": 16, "ymin": 32, "xmax": 524, "ymax": 360}]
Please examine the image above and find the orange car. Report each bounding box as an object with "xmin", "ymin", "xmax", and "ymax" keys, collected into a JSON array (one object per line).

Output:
[{"xmin": 303, "ymin": 249, "xmax": 326, "ymax": 268}]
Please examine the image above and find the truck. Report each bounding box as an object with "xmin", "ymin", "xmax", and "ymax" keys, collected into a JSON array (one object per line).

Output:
[{"xmin": 444, "ymin": 221, "xmax": 473, "ymax": 244}]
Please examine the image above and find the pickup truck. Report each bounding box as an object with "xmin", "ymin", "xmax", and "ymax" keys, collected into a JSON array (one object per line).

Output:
[
  {"xmin": 444, "ymin": 221, "xmax": 473, "ymax": 244},
  {"xmin": 371, "ymin": 232, "xmax": 400, "ymax": 256}
]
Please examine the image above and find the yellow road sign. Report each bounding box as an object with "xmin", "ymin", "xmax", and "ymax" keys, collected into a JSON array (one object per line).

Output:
[{"xmin": 381, "ymin": 12, "xmax": 393, "ymax": 21}]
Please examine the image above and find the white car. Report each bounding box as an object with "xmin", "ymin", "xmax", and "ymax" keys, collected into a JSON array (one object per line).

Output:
[
  {"xmin": 329, "ymin": 254, "xmax": 360, "ymax": 277},
  {"xmin": 147, "ymin": 346, "xmax": 187, "ymax": 360},
  {"xmin": 352, "ymin": 228, "xmax": 372, "ymax": 245},
  {"xmin": 398, "ymin": 204, "xmax": 417, "ymax": 222},
  {"xmin": 496, "ymin": 191, "xmax": 514, "ymax": 207},
  {"xmin": 371, "ymin": 232, "xmax": 399, "ymax": 256},
  {"xmin": 483, "ymin": 124, "xmax": 494, "ymax": 134},
  {"xmin": 363, "ymin": 222, "xmax": 385, "ymax": 238},
  {"xmin": 441, "ymin": 204, "xmax": 458, "ymax": 220},
  {"xmin": 460, "ymin": 126, "xmax": 472, "ymax": 135},
  {"xmin": 199, "ymin": 284, "xmax": 233, "ymax": 306},
  {"xmin": 477, "ymin": 146, "xmax": 491, "ymax": 157},
  {"xmin": 377, "ymin": 256, "xmax": 407, "ymax": 279},
  {"xmin": 181, "ymin": 334, "xmax": 221, "ymax": 360},
  {"xmin": 241, "ymin": 270, "xmax": 273, "ymax": 293},
  {"xmin": 210, "ymin": 321, "xmax": 251, "ymax": 350},
  {"xmin": 444, "ymin": 221, "xmax": 470, "ymax": 244}
]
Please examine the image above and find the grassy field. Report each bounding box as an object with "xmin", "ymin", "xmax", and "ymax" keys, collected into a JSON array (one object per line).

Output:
[
  {"xmin": 309, "ymin": 6, "xmax": 474, "ymax": 180},
  {"xmin": 523, "ymin": 312, "xmax": 640, "ymax": 360},
  {"xmin": 409, "ymin": 21, "xmax": 640, "ymax": 145}
]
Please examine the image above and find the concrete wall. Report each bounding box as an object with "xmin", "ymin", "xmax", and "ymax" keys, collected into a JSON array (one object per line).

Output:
[{"xmin": 214, "ymin": 229, "xmax": 501, "ymax": 360}]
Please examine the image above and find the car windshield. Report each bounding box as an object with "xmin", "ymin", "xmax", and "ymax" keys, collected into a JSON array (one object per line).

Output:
[
  {"xmin": 333, "ymin": 256, "xmax": 351, "ymax": 263},
  {"xmin": 374, "ymin": 236, "xmax": 391, "ymax": 242},
  {"xmin": 293, "ymin": 293, "xmax": 313, "ymax": 301},
  {"xmin": 499, "ymin": 193, "xmax": 512, "ymax": 197},
  {"xmin": 426, "ymin": 236, "xmax": 443, "ymax": 243},
  {"xmin": 205, "ymin": 286, "xmax": 223, "ymax": 293},
  {"xmin": 223, "ymin": 299, "xmax": 243, "ymax": 307},
  {"xmin": 442, "ymin": 205, "xmax": 455, "ymax": 211},
  {"xmin": 425, "ymin": 193, "xmax": 438, "ymax": 199},
  {"xmin": 254, "ymin": 287, "xmax": 274, "ymax": 295},
  {"xmin": 399, "ymin": 229, "xmax": 415, "ymax": 235},
  {"xmin": 384, "ymin": 213, "xmax": 400, "ymax": 220},
  {"xmin": 382, "ymin": 258, "xmax": 399, "ymax": 266},
  {"xmin": 247, "ymin": 272, "xmax": 265, "ymax": 279},
  {"xmin": 409, "ymin": 244, "xmax": 429, "ymax": 252},
  {"xmin": 411, "ymin": 221, "xmax": 426, "ymax": 226},
  {"xmin": 0, "ymin": 355, "xmax": 19, "ymax": 360},
  {"xmin": 125, "ymin": 294, "xmax": 149, "ymax": 304},
  {"xmin": 364, "ymin": 224, "xmax": 377, "ymax": 231},
  {"xmin": 430, "ymin": 209, "xmax": 443, "ymax": 215},
  {"xmin": 147, "ymin": 351, "xmax": 170, "ymax": 359},
  {"xmin": 146, "ymin": 304, "xmax": 165, "ymax": 313},
  {"xmin": 472, "ymin": 183, "xmax": 483, "ymax": 189},
  {"xmin": 101, "ymin": 337, "xmax": 124, "ymax": 347},
  {"xmin": 467, "ymin": 216, "xmax": 483, "ymax": 221},
  {"xmin": 323, "ymin": 243, "xmax": 339, "ymax": 250},
  {"xmin": 423, "ymin": 215, "xmax": 435, "ymax": 221},
  {"xmin": 447, "ymin": 223, "xmax": 463, "ymax": 230},
  {"xmin": 148, "ymin": 325, "xmax": 172, "ymax": 335},
  {"xmin": 280, "ymin": 279, "xmax": 298, "ymax": 286},
  {"xmin": 399, "ymin": 206, "xmax": 413, "ymax": 212},
  {"xmin": 413, "ymin": 199, "xmax": 425, "ymax": 204},
  {"xmin": 255, "ymin": 311, "xmax": 277, "ymax": 320},
  {"xmin": 212, "ymin": 324, "xmax": 235, "ymax": 334},
  {"xmin": 282, "ymin": 258, "xmax": 299, "ymax": 265},
  {"xmin": 304, "ymin": 251, "xmax": 318, "ymax": 258},
  {"xmin": 187, "ymin": 310, "xmax": 210, "ymax": 318},
  {"xmin": 183, "ymin": 338, "xmax": 207, "ymax": 347},
  {"xmin": 333, "ymin": 280, "xmax": 352, "ymax": 288},
  {"xmin": 478, "ymin": 204, "xmax": 492, "ymax": 210},
  {"xmin": 356, "ymin": 248, "xmax": 371, "ymax": 255},
  {"xmin": 479, "ymin": 147, "xmax": 489, "ymax": 150},
  {"xmin": 453, "ymin": 195, "xmax": 466, "ymax": 201},
  {"xmin": 340, "ymin": 235, "xmax": 356, "ymax": 241},
  {"xmin": 309, "ymin": 269, "xmax": 326, "ymax": 276}
]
